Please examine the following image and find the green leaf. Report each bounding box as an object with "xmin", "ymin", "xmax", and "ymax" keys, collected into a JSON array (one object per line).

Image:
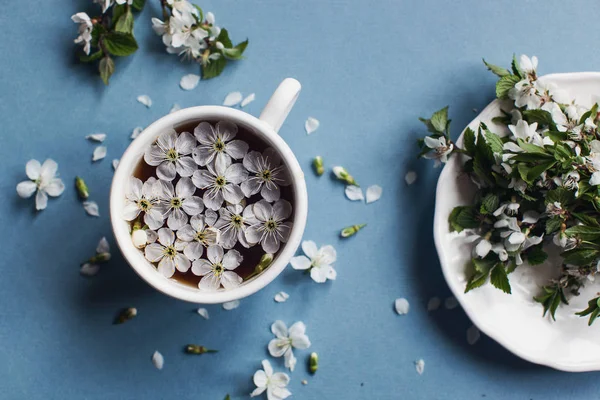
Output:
[
  {"xmin": 91, "ymin": 24, "xmax": 106, "ymax": 47},
  {"xmin": 111, "ymin": 4, "xmax": 126, "ymax": 28},
  {"xmin": 202, "ymin": 56, "xmax": 227, "ymax": 79},
  {"xmin": 522, "ymin": 109, "xmax": 555, "ymax": 128},
  {"xmin": 465, "ymin": 271, "xmax": 489, "ymax": 293},
  {"xmin": 490, "ymin": 264, "xmax": 511, "ymax": 294},
  {"xmin": 511, "ymin": 54, "xmax": 522, "ymax": 78},
  {"xmin": 430, "ymin": 106, "xmax": 449, "ymax": 133},
  {"xmin": 576, "ymin": 297, "xmax": 600, "ymax": 326},
  {"xmin": 476, "ymin": 129, "xmax": 494, "ymax": 164},
  {"xmin": 564, "ymin": 225, "xmax": 600, "ymax": 241},
  {"xmin": 115, "ymin": 8, "xmax": 134, "ymax": 33},
  {"xmin": 223, "ymin": 395, "xmax": 231, "ymax": 400},
  {"xmin": 562, "ymin": 248, "xmax": 600, "ymax": 266},
  {"xmin": 525, "ymin": 245, "xmax": 548, "ymax": 265},
  {"xmin": 546, "ymin": 187, "xmax": 574, "ymax": 206},
  {"xmin": 463, "ymin": 127, "xmax": 476, "ymax": 155},
  {"xmin": 102, "ymin": 32, "xmax": 138, "ymax": 57},
  {"xmin": 132, "ymin": 0, "xmax": 146, "ymax": 11},
  {"xmin": 483, "ymin": 129, "xmax": 504, "ymax": 154},
  {"xmin": 472, "ymin": 257, "xmax": 497, "ymax": 273},
  {"xmin": 526, "ymin": 161, "xmax": 556, "ymax": 183},
  {"xmin": 216, "ymin": 28, "xmax": 233, "ymax": 48},
  {"xmin": 545, "ymin": 217, "xmax": 562, "ymax": 234},
  {"xmin": 553, "ymin": 142, "xmax": 573, "ymax": 161},
  {"xmin": 99, "ymin": 56, "xmax": 115, "ymax": 85},
  {"xmin": 480, "ymin": 193, "xmax": 499, "ymax": 215},
  {"xmin": 223, "ymin": 39, "xmax": 249, "ymax": 60},
  {"xmin": 572, "ymin": 212, "xmax": 600, "ymax": 227},
  {"xmin": 79, "ymin": 50, "xmax": 103, "ymax": 63},
  {"xmin": 448, "ymin": 206, "xmax": 480, "ymax": 232},
  {"xmin": 496, "ymin": 74, "xmax": 520, "ymax": 99},
  {"xmin": 534, "ymin": 285, "xmax": 567, "ymax": 321},
  {"xmin": 482, "ymin": 58, "xmax": 510, "ymax": 77},
  {"xmin": 517, "ymin": 139, "xmax": 550, "ymax": 155},
  {"xmin": 546, "ymin": 130, "xmax": 568, "ymax": 143}
]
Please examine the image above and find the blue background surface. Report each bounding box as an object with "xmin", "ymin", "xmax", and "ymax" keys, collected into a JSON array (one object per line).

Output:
[{"xmin": 2, "ymin": 0, "xmax": 600, "ymax": 398}]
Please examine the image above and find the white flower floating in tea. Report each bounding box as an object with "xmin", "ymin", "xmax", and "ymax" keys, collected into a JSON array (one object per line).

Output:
[
  {"xmin": 290, "ymin": 240, "xmax": 337, "ymax": 283},
  {"xmin": 125, "ymin": 120, "xmax": 294, "ymax": 291},
  {"xmin": 268, "ymin": 320, "xmax": 311, "ymax": 372},
  {"xmin": 16, "ymin": 159, "xmax": 65, "ymax": 211}
]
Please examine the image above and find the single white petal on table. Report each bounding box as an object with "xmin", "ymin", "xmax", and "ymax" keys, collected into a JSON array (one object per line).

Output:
[
  {"xmin": 222, "ymin": 300, "xmax": 240, "ymax": 310},
  {"xmin": 112, "ymin": 159, "xmax": 119, "ymax": 170},
  {"xmin": 96, "ymin": 237, "xmax": 110, "ymax": 254},
  {"xmin": 83, "ymin": 201, "xmax": 100, "ymax": 217},
  {"xmin": 405, "ymin": 171, "xmax": 417, "ymax": 185},
  {"xmin": 86, "ymin": 133, "xmax": 106, "ymax": 142},
  {"xmin": 241, "ymin": 93, "xmax": 255, "ymax": 107},
  {"xmin": 427, "ymin": 297, "xmax": 441, "ymax": 311},
  {"xmin": 137, "ymin": 95, "xmax": 152, "ymax": 108},
  {"xmin": 304, "ymin": 117, "xmax": 319, "ymax": 134},
  {"xmin": 152, "ymin": 351, "xmax": 164, "ymax": 370},
  {"xmin": 345, "ymin": 185, "xmax": 364, "ymax": 201},
  {"xmin": 444, "ymin": 296, "xmax": 458, "ymax": 310},
  {"xmin": 467, "ymin": 325, "xmax": 481, "ymax": 345},
  {"xmin": 366, "ymin": 185, "xmax": 382, "ymax": 203},
  {"xmin": 80, "ymin": 263, "xmax": 100, "ymax": 277},
  {"xmin": 92, "ymin": 146, "xmax": 107, "ymax": 162},
  {"xmin": 169, "ymin": 104, "xmax": 181, "ymax": 114},
  {"xmin": 131, "ymin": 126, "xmax": 143, "ymax": 139},
  {"xmin": 180, "ymin": 74, "xmax": 200, "ymax": 90},
  {"xmin": 415, "ymin": 359, "xmax": 425, "ymax": 375},
  {"xmin": 394, "ymin": 298, "xmax": 410, "ymax": 315},
  {"xmin": 274, "ymin": 292, "xmax": 289, "ymax": 303},
  {"xmin": 197, "ymin": 308, "xmax": 209, "ymax": 319},
  {"xmin": 223, "ymin": 92, "xmax": 243, "ymax": 107}
]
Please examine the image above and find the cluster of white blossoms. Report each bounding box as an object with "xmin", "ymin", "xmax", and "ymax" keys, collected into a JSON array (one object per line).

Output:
[{"xmin": 123, "ymin": 121, "xmax": 293, "ymax": 291}]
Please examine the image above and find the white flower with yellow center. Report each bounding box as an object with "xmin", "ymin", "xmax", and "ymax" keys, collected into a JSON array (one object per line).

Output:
[
  {"xmin": 192, "ymin": 158, "xmax": 248, "ymax": 210},
  {"xmin": 176, "ymin": 210, "xmax": 220, "ymax": 260},
  {"xmin": 71, "ymin": 13, "xmax": 93, "ymax": 55},
  {"xmin": 192, "ymin": 121, "xmax": 249, "ymax": 167},
  {"xmin": 267, "ymin": 320, "xmax": 311, "ymax": 372},
  {"xmin": 241, "ymin": 148, "xmax": 291, "ymax": 202},
  {"xmin": 214, "ymin": 203, "xmax": 254, "ymax": 249},
  {"xmin": 16, "ymin": 159, "xmax": 65, "ymax": 211},
  {"xmin": 191, "ymin": 245, "xmax": 243, "ymax": 291},
  {"xmin": 144, "ymin": 129, "xmax": 197, "ymax": 181},
  {"xmin": 122, "ymin": 177, "xmax": 164, "ymax": 230},
  {"xmin": 155, "ymin": 178, "xmax": 204, "ymax": 231},
  {"xmin": 245, "ymin": 200, "xmax": 293, "ymax": 253},
  {"xmin": 290, "ymin": 240, "xmax": 337, "ymax": 283},
  {"xmin": 144, "ymin": 228, "xmax": 190, "ymax": 277}
]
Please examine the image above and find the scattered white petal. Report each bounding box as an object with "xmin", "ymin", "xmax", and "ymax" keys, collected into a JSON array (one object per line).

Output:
[
  {"xmin": 97, "ymin": 237, "xmax": 110, "ymax": 254},
  {"xmin": 112, "ymin": 159, "xmax": 119, "ymax": 170},
  {"xmin": 405, "ymin": 171, "xmax": 417, "ymax": 185},
  {"xmin": 151, "ymin": 351, "xmax": 164, "ymax": 370},
  {"xmin": 274, "ymin": 292, "xmax": 289, "ymax": 303},
  {"xmin": 180, "ymin": 74, "xmax": 200, "ymax": 90},
  {"xmin": 394, "ymin": 298, "xmax": 410, "ymax": 315},
  {"xmin": 83, "ymin": 201, "xmax": 100, "ymax": 217},
  {"xmin": 301, "ymin": 380, "xmax": 308, "ymax": 385},
  {"xmin": 427, "ymin": 297, "xmax": 441, "ymax": 311},
  {"xmin": 222, "ymin": 300, "xmax": 240, "ymax": 310},
  {"xmin": 169, "ymin": 103, "xmax": 181, "ymax": 114},
  {"xmin": 366, "ymin": 185, "xmax": 382, "ymax": 204},
  {"xmin": 137, "ymin": 95, "xmax": 152, "ymax": 108},
  {"xmin": 86, "ymin": 133, "xmax": 106, "ymax": 142},
  {"xmin": 223, "ymin": 91, "xmax": 243, "ymax": 107},
  {"xmin": 467, "ymin": 325, "xmax": 481, "ymax": 345},
  {"xmin": 444, "ymin": 296, "xmax": 459, "ymax": 310},
  {"xmin": 80, "ymin": 263, "xmax": 99, "ymax": 277},
  {"xmin": 305, "ymin": 117, "xmax": 320, "ymax": 135},
  {"xmin": 241, "ymin": 93, "xmax": 255, "ymax": 107},
  {"xmin": 196, "ymin": 308, "xmax": 209, "ymax": 319},
  {"xmin": 415, "ymin": 359, "xmax": 425, "ymax": 375},
  {"xmin": 345, "ymin": 185, "xmax": 364, "ymax": 201},
  {"xmin": 92, "ymin": 146, "xmax": 107, "ymax": 162},
  {"xmin": 131, "ymin": 126, "xmax": 143, "ymax": 139}
]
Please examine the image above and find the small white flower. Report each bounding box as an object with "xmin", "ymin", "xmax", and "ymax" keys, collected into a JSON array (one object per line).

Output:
[
  {"xmin": 155, "ymin": 178, "xmax": 205, "ymax": 230},
  {"xmin": 509, "ymin": 79, "xmax": 541, "ymax": 109},
  {"xmin": 167, "ymin": 0, "xmax": 197, "ymax": 16},
  {"xmin": 180, "ymin": 74, "xmax": 200, "ymax": 90},
  {"xmin": 366, "ymin": 185, "xmax": 382, "ymax": 204},
  {"xmin": 196, "ymin": 307, "xmax": 209, "ymax": 319},
  {"xmin": 518, "ymin": 54, "xmax": 538, "ymax": 79},
  {"xmin": 345, "ymin": 185, "xmax": 364, "ymax": 201},
  {"xmin": 222, "ymin": 300, "xmax": 240, "ymax": 310},
  {"xmin": 214, "ymin": 204, "xmax": 253, "ymax": 249},
  {"xmin": 536, "ymin": 80, "xmax": 570, "ymax": 106},
  {"xmin": 122, "ymin": 177, "xmax": 164, "ymax": 230},
  {"xmin": 92, "ymin": 146, "xmax": 107, "ymax": 162},
  {"xmin": 86, "ymin": 133, "xmax": 106, "ymax": 142},
  {"xmin": 144, "ymin": 228, "xmax": 190, "ymax": 277},
  {"xmin": 192, "ymin": 159, "xmax": 248, "ymax": 211},
  {"xmin": 268, "ymin": 320, "xmax": 311, "ymax": 372},
  {"xmin": 423, "ymin": 136, "xmax": 453, "ymax": 167},
  {"xmin": 93, "ymin": 0, "xmax": 112, "ymax": 13},
  {"xmin": 290, "ymin": 240, "xmax": 336, "ymax": 283},
  {"xmin": 191, "ymin": 245, "xmax": 243, "ymax": 291},
  {"xmin": 192, "ymin": 121, "xmax": 249, "ymax": 167},
  {"xmin": 131, "ymin": 126, "xmax": 143, "ymax": 139},
  {"xmin": 274, "ymin": 291, "xmax": 289, "ymax": 303},
  {"xmin": 305, "ymin": 117, "xmax": 320, "ymax": 135},
  {"xmin": 223, "ymin": 92, "xmax": 243, "ymax": 107},
  {"xmin": 245, "ymin": 200, "xmax": 294, "ymax": 253},
  {"xmin": 241, "ymin": 148, "xmax": 291, "ymax": 202},
  {"xmin": 415, "ymin": 359, "xmax": 425, "ymax": 375},
  {"xmin": 152, "ymin": 351, "xmax": 164, "ymax": 370},
  {"xmin": 83, "ymin": 201, "xmax": 100, "ymax": 217},
  {"xmin": 137, "ymin": 95, "xmax": 152, "ymax": 108},
  {"xmin": 241, "ymin": 93, "xmax": 256, "ymax": 107},
  {"xmin": 250, "ymin": 359, "xmax": 291, "ymax": 400},
  {"xmin": 543, "ymin": 102, "xmax": 581, "ymax": 134},
  {"xmin": 144, "ymin": 129, "xmax": 197, "ymax": 181},
  {"xmin": 176, "ymin": 210, "xmax": 220, "ymax": 260},
  {"xmin": 71, "ymin": 12, "xmax": 93, "ymax": 55},
  {"xmin": 16, "ymin": 159, "xmax": 65, "ymax": 211},
  {"xmin": 394, "ymin": 298, "xmax": 410, "ymax": 315},
  {"xmin": 562, "ymin": 170, "xmax": 580, "ymax": 191},
  {"xmin": 508, "ymin": 120, "xmax": 538, "ymax": 142},
  {"xmin": 405, "ymin": 171, "xmax": 417, "ymax": 185}
]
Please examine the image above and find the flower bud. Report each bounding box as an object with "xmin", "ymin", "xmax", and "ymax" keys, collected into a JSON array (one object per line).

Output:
[
  {"xmin": 114, "ymin": 307, "xmax": 137, "ymax": 324},
  {"xmin": 75, "ymin": 176, "xmax": 89, "ymax": 199},
  {"xmin": 332, "ymin": 166, "xmax": 358, "ymax": 186},
  {"xmin": 89, "ymin": 252, "xmax": 111, "ymax": 263},
  {"xmin": 340, "ymin": 224, "xmax": 366, "ymax": 238},
  {"xmin": 184, "ymin": 344, "xmax": 218, "ymax": 355},
  {"xmin": 313, "ymin": 156, "xmax": 324, "ymax": 176},
  {"xmin": 132, "ymin": 229, "xmax": 148, "ymax": 249},
  {"xmin": 309, "ymin": 352, "xmax": 318, "ymax": 374},
  {"xmin": 216, "ymin": 41, "xmax": 224, "ymax": 50}
]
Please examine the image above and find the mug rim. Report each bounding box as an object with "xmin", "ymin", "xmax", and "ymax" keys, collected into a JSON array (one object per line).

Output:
[{"xmin": 109, "ymin": 105, "xmax": 308, "ymax": 304}]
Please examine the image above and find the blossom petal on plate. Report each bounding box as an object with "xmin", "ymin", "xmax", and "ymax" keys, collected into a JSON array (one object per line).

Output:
[
  {"xmin": 427, "ymin": 297, "xmax": 441, "ymax": 311},
  {"xmin": 180, "ymin": 74, "xmax": 200, "ymax": 90},
  {"xmin": 137, "ymin": 95, "xmax": 152, "ymax": 108},
  {"xmin": 35, "ymin": 190, "xmax": 48, "ymax": 210},
  {"xmin": 25, "ymin": 159, "xmax": 41, "ymax": 180},
  {"xmin": 274, "ymin": 291, "xmax": 289, "ymax": 303},
  {"xmin": 366, "ymin": 185, "xmax": 382, "ymax": 204},
  {"xmin": 304, "ymin": 117, "xmax": 319, "ymax": 134},
  {"xmin": 112, "ymin": 159, "xmax": 119, "ymax": 170},
  {"xmin": 415, "ymin": 359, "xmax": 425, "ymax": 375},
  {"xmin": 345, "ymin": 185, "xmax": 364, "ymax": 201},
  {"xmin": 131, "ymin": 126, "xmax": 143, "ymax": 139},
  {"xmin": 394, "ymin": 298, "xmax": 410, "ymax": 315},
  {"xmin": 80, "ymin": 263, "xmax": 100, "ymax": 277},
  {"xmin": 444, "ymin": 296, "xmax": 458, "ymax": 309},
  {"xmin": 222, "ymin": 300, "xmax": 240, "ymax": 310},
  {"xmin": 196, "ymin": 307, "xmax": 209, "ymax": 319},
  {"xmin": 152, "ymin": 351, "xmax": 164, "ymax": 370},
  {"xmin": 223, "ymin": 91, "xmax": 243, "ymax": 107},
  {"xmin": 170, "ymin": 103, "xmax": 181, "ymax": 114},
  {"xmin": 86, "ymin": 133, "xmax": 106, "ymax": 142},
  {"xmin": 16, "ymin": 181, "xmax": 37, "ymax": 198},
  {"xmin": 290, "ymin": 255, "xmax": 311, "ymax": 270},
  {"xmin": 467, "ymin": 325, "xmax": 481, "ymax": 345},
  {"xmin": 405, "ymin": 171, "xmax": 417, "ymax": 185},
  {"xmin": 83, "ymin": 201, "xmax": 100, "ymax": 217},
  {"xmin": 241, "ymin": 93, "xmax": 255, "ymax": 107},
  {"xmin": 92, "ymin": 146, "xmax": 107, "ymax": 162}
]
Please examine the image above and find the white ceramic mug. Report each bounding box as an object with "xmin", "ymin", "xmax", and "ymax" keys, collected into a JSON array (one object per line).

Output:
[{"xmin": 110, "ymin": 78, "xmax": 307, "ymax": 304}]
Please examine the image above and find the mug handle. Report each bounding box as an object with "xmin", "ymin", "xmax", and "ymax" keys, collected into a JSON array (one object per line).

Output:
[{"xmin": 259, "ymin": 78, "xmax": 301, "ymax": 134}]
